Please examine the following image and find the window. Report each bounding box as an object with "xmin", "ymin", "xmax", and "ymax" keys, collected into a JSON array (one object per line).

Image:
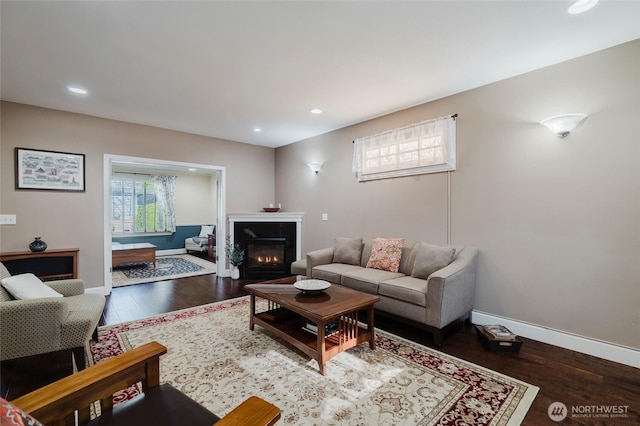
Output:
[
  {"xmin": 111, "ymin": 174, "xmax": 167, "ymax": 234},
  {"xmin": 352, "ymin": 115, "xmax": 456, "ymax": 181}
]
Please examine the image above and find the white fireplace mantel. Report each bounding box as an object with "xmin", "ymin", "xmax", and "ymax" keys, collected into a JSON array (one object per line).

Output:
[{"xmin": 228, "ymin": 212, "xmax": 304, "ymax": 260}]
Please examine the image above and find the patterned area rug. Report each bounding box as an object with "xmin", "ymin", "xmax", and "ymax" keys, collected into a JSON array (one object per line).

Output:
[
  {"xmin": 90, "ymin": 297, "xmax": 538, "ymax": 425},
  {"xmin": 111, "ymin": 254, "xmax": 216, "ymax": 287}
]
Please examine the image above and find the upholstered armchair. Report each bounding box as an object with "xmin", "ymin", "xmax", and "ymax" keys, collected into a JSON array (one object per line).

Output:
[
  {"xmin": 7, "ymin": 341, "xmax": 281, "ymax": 426},
  {"xmin": 0, "ymin": 262, "xmax": 105, "ymax": 367},
  {"xmin": 185, "ymin": 225, "xmax": 216, "ymax": 255}
]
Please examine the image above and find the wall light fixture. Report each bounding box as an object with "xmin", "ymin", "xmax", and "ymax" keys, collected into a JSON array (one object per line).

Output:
[
  {"xmin": 307, "ymin": 162, "xmax": 322, "ymax": 173},
  {"xmin": 568, "ymin": 0, "xmax": 599, "ymax": 14},
  {"xmin": 540, "ymin": 113, "xmax": 588, "ymax": 138}
]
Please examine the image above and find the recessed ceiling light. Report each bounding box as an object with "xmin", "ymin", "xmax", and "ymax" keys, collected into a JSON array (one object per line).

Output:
[
  {"xmin": 568, "ymin": 0, "xmax": 599, "ymax": 14},
  {"xmin": 254, "ymin": 128, "xmax": 262, "ymax": 132},
  {"xmin": 188, "ymin": 168, "xmax": 196, "ymax": 172},
  {"xmin": 67, "ymin": 86, "xmax": 88, "ymax": 95},
  {"xmin": 310, "ymin": 108, "xmax": 323, "ymax": 115}
]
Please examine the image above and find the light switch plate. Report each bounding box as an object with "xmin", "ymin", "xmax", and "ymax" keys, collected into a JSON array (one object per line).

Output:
[
  {"xmin": 322, "ymin": 213, "xmax": 328, "ymax": 221},
  {"xmin": 0, "ymin": 214, "xmax": 16, "ymax": 225}
]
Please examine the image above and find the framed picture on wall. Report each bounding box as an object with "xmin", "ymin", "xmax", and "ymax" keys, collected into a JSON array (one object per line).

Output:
[{"xmin": 15, "ymin": 147, "xmax": 85, "ymax": 192}]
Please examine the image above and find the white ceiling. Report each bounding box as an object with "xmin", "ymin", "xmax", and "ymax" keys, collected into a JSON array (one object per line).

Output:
[{"xmin": 1, "ymin": 1, "xmax": 638, "ymax": 148}]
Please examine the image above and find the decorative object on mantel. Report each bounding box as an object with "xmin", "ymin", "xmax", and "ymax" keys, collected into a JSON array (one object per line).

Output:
[
  {"xmin": 225, "ymin": 235, "xmax": 245, "ymax": 279},
  {"xmin": 263, "ymin": 202, "xmax": 282, "ymax": 212},
  {"xmin": 28, "ymin": 237, "xmax": 47, "ymax": 252}
]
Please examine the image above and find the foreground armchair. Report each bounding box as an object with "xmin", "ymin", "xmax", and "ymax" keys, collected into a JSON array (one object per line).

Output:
[
  {"xmin": 9, "ymin": 341, "xmax": 281, "ymax": 426},
  {"xmin": 0, "ymin": 262, "xmax": 105, "ymax": 366}
]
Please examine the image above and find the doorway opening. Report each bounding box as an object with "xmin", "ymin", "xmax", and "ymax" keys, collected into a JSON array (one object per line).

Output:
[{"xmin": 103, "ymin": 154, "xmax": 227, "ymax": 294}]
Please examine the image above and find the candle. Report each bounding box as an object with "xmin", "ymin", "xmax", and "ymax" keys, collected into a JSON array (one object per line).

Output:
[
  {"xmin": 269, "ymin": 203, "xmax": 274, "ymax": 208},
  {"xmin": 278, "ymin": 203, "xmax": 282, "ymax": 209}
]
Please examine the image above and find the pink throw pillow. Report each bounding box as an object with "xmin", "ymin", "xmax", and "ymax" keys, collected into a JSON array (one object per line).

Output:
[{"xmin": 366, "ymin": 237, "xmax": 405, "ymax": 272}]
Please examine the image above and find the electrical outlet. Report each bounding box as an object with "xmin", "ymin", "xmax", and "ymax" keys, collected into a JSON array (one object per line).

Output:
[{"xmin": 0, "ymin": 214, "xmax": 16, "ymax": 225}]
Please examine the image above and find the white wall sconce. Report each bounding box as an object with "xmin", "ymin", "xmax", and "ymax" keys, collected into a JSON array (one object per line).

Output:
[
  {"xmin": 540, "ymin": 113, "xmax": 588, "ymax": 138},
  {"xmin": 568, "ymin": 0, "xmax": 599, "ymax": 15},
  {"xmin": 307, "ymin": 162, "xmax": 323, "ymax": 174}
]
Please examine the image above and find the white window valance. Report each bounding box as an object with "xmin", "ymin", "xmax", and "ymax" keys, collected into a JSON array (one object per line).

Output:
[{"xmin": 352, "ymin": 114, "xmax": 456, "ymax": 182}]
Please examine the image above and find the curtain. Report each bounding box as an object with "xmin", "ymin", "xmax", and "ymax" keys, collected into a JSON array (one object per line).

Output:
[
  {"xmin": 352, "ymin": 114, "xmax": 456, "ymax": 182},
  {"xmin": 152, "ymin": 175, "xmax": 177, "ymax": 232}
]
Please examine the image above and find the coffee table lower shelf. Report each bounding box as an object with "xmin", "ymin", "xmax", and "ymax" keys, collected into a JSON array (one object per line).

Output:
[{"xmin": 251, "ymin": 308, "xmax": 374, "ymax": 375}]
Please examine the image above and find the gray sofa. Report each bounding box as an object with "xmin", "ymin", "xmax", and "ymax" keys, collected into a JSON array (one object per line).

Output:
[{"xmin": 305, "ymin": 237, "xmax": 479, "ymax": 346}]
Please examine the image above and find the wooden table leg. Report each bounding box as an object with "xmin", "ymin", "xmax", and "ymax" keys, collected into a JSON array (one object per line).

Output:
[
  {"xmin": 317, "ymin": 323, "xmax": 327, "ymax": 375},
  {"xmin": 249, "ymin": 294, "xmax": 255, "ymax": 331},
  {"xmin": 368, "ymin": 307, "xmax": 376, "ymax": 350}
]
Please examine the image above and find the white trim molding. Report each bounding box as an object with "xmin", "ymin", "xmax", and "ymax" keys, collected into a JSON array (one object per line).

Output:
[{"xmin": 472, "ymin": 311, "xmax": 640, "ymax": 368}]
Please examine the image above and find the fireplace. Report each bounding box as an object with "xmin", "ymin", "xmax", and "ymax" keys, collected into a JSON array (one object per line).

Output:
[
  {"xmin": 245, "ymin": 238, "xmax": 286, "ymax": 276},
  {"xmin": 232, "ymin": 218, "xmax": 299, "ymax": 279}
]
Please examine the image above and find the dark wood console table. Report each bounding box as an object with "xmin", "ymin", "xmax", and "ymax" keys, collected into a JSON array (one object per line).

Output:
[
  {"xmin": 0, "ymin": 248, "xmax": 79, "ymax": 281},
  {"xmin": 208, "ymin": 233, "xmax": 216, "ymax": 259}
]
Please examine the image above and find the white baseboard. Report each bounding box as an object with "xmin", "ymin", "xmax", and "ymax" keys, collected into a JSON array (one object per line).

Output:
[
  {"xmin": 472, "ymin": 311, "xmax": 640, "ymax": 368},
  {"xmin": 158, "ymin": 248, "xmax": 187, "ymax": 256}
]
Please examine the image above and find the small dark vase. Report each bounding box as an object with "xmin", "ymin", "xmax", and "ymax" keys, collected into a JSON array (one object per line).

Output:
[{"xmin": 29, "ymin": 237, "xmax": 47, "ymax": 252}]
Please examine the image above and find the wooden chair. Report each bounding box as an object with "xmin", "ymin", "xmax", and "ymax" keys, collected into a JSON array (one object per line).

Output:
[{"xmin": 9, "ymin": 341, "xmax": 281, "ymax": 426}]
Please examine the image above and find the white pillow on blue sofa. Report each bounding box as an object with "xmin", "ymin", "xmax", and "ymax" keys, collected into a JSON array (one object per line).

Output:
[
  {"xmin": 1, "ymin": 273, "xmax": 63, "ymax": 300},
  {"xmin": 199, "ymin": 225, "xmax": 215, "ymax": 237}
]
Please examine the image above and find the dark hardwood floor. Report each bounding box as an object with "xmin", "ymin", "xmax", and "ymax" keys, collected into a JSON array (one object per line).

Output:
[{"xmin": 2, "ymin": 274, "xmax": 638, "ymax": 425}]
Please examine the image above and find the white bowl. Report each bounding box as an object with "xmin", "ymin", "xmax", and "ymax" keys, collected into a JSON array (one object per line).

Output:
[{"xmin": 294, "ymin": 279, "xmax": 331, "ymax": 294}]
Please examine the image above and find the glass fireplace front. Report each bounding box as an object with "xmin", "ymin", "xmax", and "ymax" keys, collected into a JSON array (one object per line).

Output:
[{"xmin": 244, "ymin": 238, "xmax": 287, "ymax": 277}]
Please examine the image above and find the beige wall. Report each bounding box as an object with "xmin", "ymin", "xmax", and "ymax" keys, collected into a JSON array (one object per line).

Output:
[
  {"xmin": 1, "ymin": 102, "xmax": 275, "ymax": 286},
  {"xmin": 174, "ymin": 173, "xmax": 217, "ymax": 226},
  {"xmin": 275, "ymin": 41, "xmax": 640, "ymax": 349}
]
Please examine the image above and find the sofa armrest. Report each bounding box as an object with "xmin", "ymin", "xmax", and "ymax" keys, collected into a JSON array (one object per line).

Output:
[
  {"xmin": 425, "ymin": 247, "xmax": 479, "ymax": 328},
  {"xmin": 0, "ymin": 299, "xmax": 67, "ymax": 360},
  {"xmin": 46, "ymin": 279, "xmax": 85, "ymax": 297},
  {"xmin": 305, "ymin": 247, "xmax": 334, "ymax": 277}
]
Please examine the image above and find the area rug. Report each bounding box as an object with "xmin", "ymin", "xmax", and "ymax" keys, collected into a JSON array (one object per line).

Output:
[
  {"xmin": 90, "ymin": 297, "xmax": 538, "ymax": 425},
  {"xmin": 111, "ymin": 254, "xmax": 216, "ymax": 287}
]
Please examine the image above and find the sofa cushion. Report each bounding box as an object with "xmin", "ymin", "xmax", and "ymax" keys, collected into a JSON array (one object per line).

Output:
[
  {"xmin": 366, "ymin": 237, "xmax": 405, "ymax": 272},
  {"xmin": 341, "ymin": 268, "xmax": 404, "ymax": 294},
  {"xmin": 312, "ymin": 263, "xmax": 363, "ymax": 284},
  {"xmin": 411, "ymin": 242, "xmax": 456, "ymax": 279},
  {"xmin": 1, "ymin": 273, "xmax": 63, "ymax": 300},
  {"xmin": 379, "ymin": 276, "xmax": 429, "ymax": 307},
  {"xmin": 61, "ymin": 294, "xmax": 107, "ymax": 348},
  {"xmin": 333, "ymin": 237, "xmax": 363, "ymax": 266}
]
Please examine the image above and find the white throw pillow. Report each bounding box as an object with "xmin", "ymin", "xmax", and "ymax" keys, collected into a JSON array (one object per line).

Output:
[
  {"xmin": 199, "ymin": 225, "xmax": 215, "ymax": 237},
  {"xmin": 1, "ymin": 273, "xmax": 63, "ymax": 299}
]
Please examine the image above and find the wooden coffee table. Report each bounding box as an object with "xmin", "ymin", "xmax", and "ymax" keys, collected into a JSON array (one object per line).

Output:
[
  {"xmin": 112, "ymin": 243, "xmax": 156, "ymax": 268},
  {"xmin": 245, "ymin": 277, "xmax": 380, "ymax": 375}
]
